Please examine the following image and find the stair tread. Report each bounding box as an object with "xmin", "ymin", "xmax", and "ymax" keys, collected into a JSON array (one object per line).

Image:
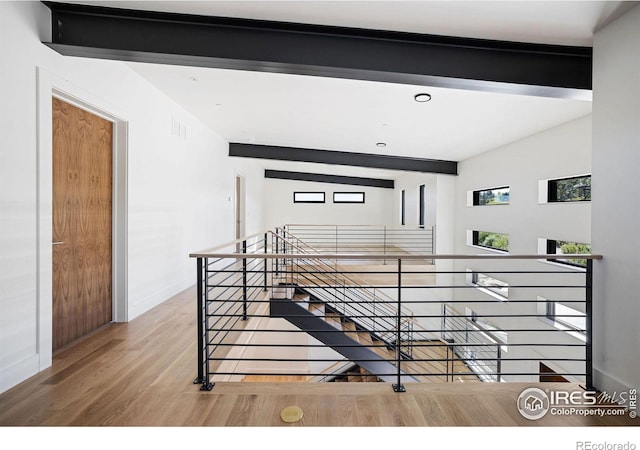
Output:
[
  {"xmin": 342, "ymin": 321, "xmax": 356, "ymax": 332},
  {"xmin": 372, "ymin": 345, "xmax": 394, "ymax": 359},
  {"xmin": 357, "ymin": 332, "xmax": 373, "ymax": 345},
  {"xmin": 271, "ymin": 286, "xmax": 295, "ymax": 299},
  {"xmin": 292, "ymin": 293, "xmax": 310, "ymax": 301},
  {"xmin": 324, "ymin": 313, "xmax": 342, "ymax": 329},
  {"xmin": 308, "ymin": 303, "xmax": 325, "ymax": 317},
  {"xmin": 345, "ymin": 332, "xmax": 360, "ymax": 343}
]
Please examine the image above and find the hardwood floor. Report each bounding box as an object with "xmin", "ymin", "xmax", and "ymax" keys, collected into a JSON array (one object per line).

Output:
[{"xmin": 0, "ymin": 286, "xmax": 636, "ymax": 427}]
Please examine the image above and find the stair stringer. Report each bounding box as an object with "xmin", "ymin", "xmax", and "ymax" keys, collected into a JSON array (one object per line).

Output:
[{"xmin": 270, "ymin": 297, "xmax": 417, "ymax": 384}]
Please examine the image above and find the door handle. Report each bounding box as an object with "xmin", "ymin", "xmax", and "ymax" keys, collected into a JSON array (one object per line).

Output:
[{"xmin": 52, "ymin": 242, "xmax": 64, "ymax": 246}]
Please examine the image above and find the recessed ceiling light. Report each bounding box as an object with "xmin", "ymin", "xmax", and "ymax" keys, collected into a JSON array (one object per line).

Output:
[
  {"xmin": 414, "ymin": 93, "xmax": 432, "ymax": 103},
  {"xmin": 376, "ymin": 142, "xmax": 386, "ymax": 147}
]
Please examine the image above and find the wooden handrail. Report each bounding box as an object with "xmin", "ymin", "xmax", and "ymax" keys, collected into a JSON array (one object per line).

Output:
[
  {"xmin": 190, "ymin": 250, "xmax": 602, "ymax": 260},
  {"xmin": 190, "ymin": 231, "xmax": 265, "ymax": 256},
  {"xmin": 285, "ymin": 224, "xmax": 433, "ymax": 229}
]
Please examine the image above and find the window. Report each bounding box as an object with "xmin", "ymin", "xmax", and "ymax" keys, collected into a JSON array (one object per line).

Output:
[
  {"xmin": 545, "ymin": 301, "xmax": 586, "ymax": 335},
  {"xmin": 473, "ymin": 272, "xmax": 509, "ymax": 299},
  {"xmin": 469, "ymin": 271, "xmax": 509, "ymax": 300},
  {"xmin": 465, "ymin": 307, "xmax": 509, "ymax": 347},
  {"xmin": 462, "ymin": 306, "xmax": 508, "ymax": 382},
  {"xmin": 547, "ymin": 302, "xmax": 586, "ymax": 332},
  {"xmin": 537, "ymin": 296, "xmax": 586, "ymax": 341},
  {"xmin": 401, "ymin": 190, "xmax": 406, "ymax": 225},
  {"xmin": 473, "ymin": 230, "xmax": 509, "ymax": 252},
  {"xmin": 548, "ymin": 175, "xmax": 591, "ymax": 202},
  {"xmin": 293, "ymin": 192, "xmax": 325, "ymax": 203},
  {"xmin": 546, "ymin": 239, "xmax": 591, "ymax": 268},
  {"xmin": 418, "ymin": 184, "xmax": 425, "ymax": 228},
  {"xmin": 473, "ymin": 186, "xmax": 510, "ymax": 206},
  {"xmin": 333, "ymin": 192, "xmax": 364, "ymax": 203}
]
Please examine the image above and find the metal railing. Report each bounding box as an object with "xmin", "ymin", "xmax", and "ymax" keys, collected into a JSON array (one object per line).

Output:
[
  {"xmin": 442, "ymin": 304, "xmax": 503, "ymax": 382},
  {"xmin": 272, "ymin": 227, "xmax": 414, "ymax": 346},
  {"xmin": 191, "ymin": 228, "xmax": 599, "ymax": 392},
  {"xmin": 285, "ymin": 224, "xmax": 435, "ymax": 257}
]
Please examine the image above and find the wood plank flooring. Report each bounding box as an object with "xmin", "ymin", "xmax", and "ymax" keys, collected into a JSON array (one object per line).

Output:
[
  {"xmin": 293, "ymin": 263, "xmax": 436, "ymax": 286},
  {"xmin": 0, "ymin": 286, "xmax": 636, "ymax": 427}
]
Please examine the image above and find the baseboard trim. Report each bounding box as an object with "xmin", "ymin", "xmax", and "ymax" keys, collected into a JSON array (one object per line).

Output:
[
  {"xmin": 0, "ymin": 354, "xmax": 40, "ymax": 394},
  {"xmin": 593, "ymin": 367, "xmax": 633, "ymax": 393}
]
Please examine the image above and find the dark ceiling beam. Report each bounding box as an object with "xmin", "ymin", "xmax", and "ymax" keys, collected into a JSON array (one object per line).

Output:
[
  {"xmin": 42, "ymin": 2, "xmax": 592, "ymax": 99},
  {"xmin": 231, "ymin": 144, "xmax": 457, "ymax": 175},
  {"xmin": 265, "ymin": 170, "xmax": 394, "ymax": 189}
]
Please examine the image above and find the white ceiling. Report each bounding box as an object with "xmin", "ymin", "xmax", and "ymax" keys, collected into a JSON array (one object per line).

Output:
[
  {"xmin": 129, "ymin": 62, "xmax": 592, "ymax": 162},
  {"xmin": 78, "ymin": 1, "xmax": 636, "ymax": 46},
  {"xmin": 78, "ymin": 1, "xmax": 637, "ymax": 166}
]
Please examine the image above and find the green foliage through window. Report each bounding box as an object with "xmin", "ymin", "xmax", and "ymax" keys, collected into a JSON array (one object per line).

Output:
[
  {"xmin": 547, "ymin": 239, "xmax": 591, "ymax": 267},
  {"xmin": 473, "ymin": 187, "xmax": 510, "ymax": 206},
  {"xmin": 473, "ymin": 231, "xmax": 509, "ymax": 252},
  {"xmin": 548, "ymin": 175, "xmax": 591, "ymax": 202}
]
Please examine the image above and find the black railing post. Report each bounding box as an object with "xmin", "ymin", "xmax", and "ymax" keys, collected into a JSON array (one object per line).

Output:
[
  {"xmin": 497, "ymin": 344, "xmax": 502, "ymax": 383},
  {"xmin": 448, "ymin": 345, "xmax": 453, "ymax": 382},
  {"xmin": 194, "ymin": 257, "xmax": 205, "ymax": 385},
  {"xmin": 242, "ymin": 239, "xmax": 248, "ymax": 320},
  {"xmin": 393, "ymin": 258, "xmax": 406, "ymax": 393},
  {"xmin": 585, "ymin": 258, "xmax": 594, "ymax": 390},
  {"xmin": 263, "ymin": 233, "xmax": 268, "ymax": 291},
  {"xmin": 196, "ymin": 257, "xmax": 213, "ymax": 391},
  {"xmin": 275, "ymin": 229, "xmax": 280, "ymax": 277}
]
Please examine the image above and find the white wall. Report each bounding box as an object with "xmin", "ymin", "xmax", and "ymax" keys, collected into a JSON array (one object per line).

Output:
[
  {"xmin": 0, "ymin": 1, "xmax": 264, "ymax": 393},
  {"xmin": 391, "ymin": 174, "xmax": 438, "ymax": 228},
  {"xmin": 455, "ymin": 115, "xmax": 592, "ymax": 254},
  {"xmin": 388, "ymin": 173, "xmax": 456, "ymax": 335},
  {"xmin": 263, "ymin": 177, "xmax": 394, "ymax": 229},
  {"xmin": 391, "ymin": 173, "xmax": 456, "ymax": 253},
  {"xmin": 451, "ymin": 114, "xmax": 592, "ymax": 381},
  {"xmin": 592, "ymin": 4, "xmax": 640, "ymax": 393}
]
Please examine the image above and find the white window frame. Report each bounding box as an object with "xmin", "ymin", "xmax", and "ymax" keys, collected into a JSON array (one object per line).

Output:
[
  {"xmin": 333, "ymin": 192, "xmax": 365, "ymax": 204},
  {"xmin": 466, "ymin": 229, "xmax": 509, "ymax": 254},
  {"xmin": 466, "ymin": 269, "xmax": 509, "ymax": 301},
  {"xmin": 536, "ymin": 296, "xmax": 586, "ymax": 342},
  {"xmin": 293, "ymin": 192, "xmax": 325, "ymax": 203},
  {"xmin": 538, "ymin": 173, "xmax": 591, "ymax": 204}
]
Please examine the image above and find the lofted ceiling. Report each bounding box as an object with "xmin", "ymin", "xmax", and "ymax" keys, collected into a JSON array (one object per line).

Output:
[
  {"xmin": 128, "ymin": 63, "xmax": 591, "ymax": 162},
  {"xmin": 73, "ymin": 1, "xmax": 637, "ymax": 166}
]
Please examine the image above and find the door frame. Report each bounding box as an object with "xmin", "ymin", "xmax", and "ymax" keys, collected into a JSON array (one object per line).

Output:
[
  {"xmin": 235, "ymin": 173, "xmax": 246, "ymax": 241},
  {"xmin": 37, "ymin": 67, "xmax": 128, "ymax": 369}
]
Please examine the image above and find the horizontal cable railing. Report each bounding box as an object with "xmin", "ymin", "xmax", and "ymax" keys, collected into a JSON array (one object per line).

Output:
[
  {"xmin": 442, "ymin": 304, "xmax": 503, "ymax": 382},
  {"xmin": 272, "ymin": 227, "xmax": 415, "ymax": 345},
  {"xmin": 285, "ymin": 224, "xmax": 435, "ymax": 257},
  {"xmin": 191, "ymin": 229, "xmax": 599, "ymax": 392}
]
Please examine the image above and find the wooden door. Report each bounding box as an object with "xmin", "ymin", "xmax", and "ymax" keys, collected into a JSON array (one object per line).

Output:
[{"xmin": 52, "ymin": 97, "xmax": 113, "ymax": 351}]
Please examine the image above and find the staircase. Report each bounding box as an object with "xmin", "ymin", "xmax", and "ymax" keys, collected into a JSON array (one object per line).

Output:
[
  {"xmin": 270, "ymin": 231, "xmax": 481, "ymax": 384},
  {"xmin": 270, "ymin": 286, "xmax": 479, "ymax": 383},
  {"xmin": 270, "ymin": 288, "xmax": 417, "ymax": 384}
]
